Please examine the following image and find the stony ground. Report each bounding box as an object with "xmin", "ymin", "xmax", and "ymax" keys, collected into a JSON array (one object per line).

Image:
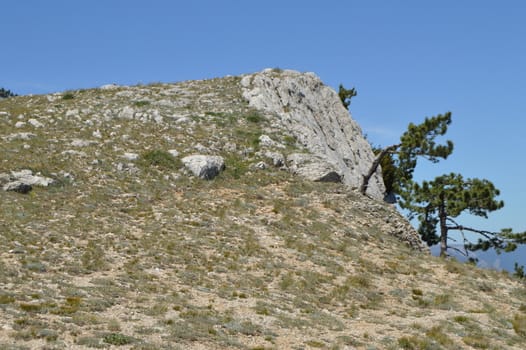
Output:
[{"xmin": 0, "ymin": 74, "xmax": 525, "ymax": 349}]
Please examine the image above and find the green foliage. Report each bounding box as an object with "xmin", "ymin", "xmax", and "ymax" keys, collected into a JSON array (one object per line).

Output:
[
  {"xmin": 338, "ymin": 84, "xmax": 357, "ymax": 110},
  {"xmin": 373, "ymin": 147, "xmax": 396, "ymax": 195},
  {"xmin": 138, "ymin": 150, "xmax": 180, "ymax": 171},
  {"xmin": 245, "ymin": 112, "xmax": 264, "ymax": 123},
  {"xmin": 103, "ymin": 332, "xmax": 137, "ymax": 345},
  {"xmin": 361, "ymin": 112, "xmax": 453, "ymax": 196},
  {"xmin": 0, "ymin": 87, "xmax": 17, "ymax": 98},
  {"xmin": 405, "ymin": 172, "xmax": 509, "ymax": 256},
  {"xmin": 62, "ymin": 92, "xmax": 75, "ymax": 100},
  {"xmin": 514, "ymin": 263, "xmax": 525, "ymax": 279},
  {"xmin": 396, "ymin": 112, "xmax": 454, "ymax": 196}
]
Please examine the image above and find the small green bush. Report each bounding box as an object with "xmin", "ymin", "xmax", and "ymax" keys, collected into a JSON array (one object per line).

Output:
[
  {"xmin": 103, "ymin": 332, "xmax": 136, "ymax": 345},
  {"xmin": 134, "ymin": 100, "xmax": 150, "ymax": 107},
  {"xmin": 62, "ymin": 92, "xmax": 75, "ymax": 100},
  {"xmin": 245, "ymin": 112, "xmax": 264, "ymax": 123},
  {"xmin": 139, "ymin": 150, "xmax": 180, "ymax": 170}
]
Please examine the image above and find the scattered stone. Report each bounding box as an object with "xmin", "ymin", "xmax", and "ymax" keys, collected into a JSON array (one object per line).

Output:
[
  {"xmin": 259, "ymin": 134, "xmax": 285, "ymax": 148},
  {"xmin": 65, "ymin": 109, "xmax": 80, "ymax": 119},
  {"xmin": 71, "ymin": 139, "xmax": 96, "ymax": 147},
  {"xmin": 168, "ymin": 149, "xmax": 179, "ymax": 157},
  {"xmin": 3, "ymin": 132, "xmax": 36, "ymax": 141},
  {"xmin": 10, "ymin": 169, "xmax": 55, "ymax": 187},
  {"xmin": 252, "ymin": 161, "xmax": 267, "ymax": 170},
  {"xmin": 15, "ymin": 121, "xmax": 26, "ymax": 128},
  {"xmin": 28, "ymin": 118, "xmax": 44, "ymax": 128},
  {"xmin": 182, "ymin": 155, "xmax": 225, "ymax": 180},
  {"xmin": 115, "ymin": 162, "xmax": 139, "ymax": 174},
  {"xmin": 223, "ymin": 142, "xmax": 237, "ymax": 152},
  {"xmin": 3, "ymin": 181, "xmax": 32, "ymax": 194},
  {"xmin": 100, "ymin": 83, "xmax": 120, "ymax": 90},
  {"xmin": 262, "ymin": 151, "xmax": 285, "ymax": 167},
  {"xmin": 123, "ymin": 152, "xmax": 139, "ymax": 161},
  {"xmin": 119, "ymin": 106, "xmax": 135, "ymax": 119},
  {"xmin": 61, "ymin": 150, "xmax": 88, "ymax": 157},
  {"xmin": 92, "ymin": 129, "xmax": 102, "ymax": 138}
]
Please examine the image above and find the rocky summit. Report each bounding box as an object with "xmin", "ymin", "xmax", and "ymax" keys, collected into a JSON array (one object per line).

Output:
[{"xmin": 0, "ymin": 69, "xmax": 525, "ymax": 349}]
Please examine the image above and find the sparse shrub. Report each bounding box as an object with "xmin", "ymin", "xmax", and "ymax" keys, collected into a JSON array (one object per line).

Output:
[
  {"xmin": 426, "ymin": 325, "xmax": 453, "ymax": 346},
  {"xmin": 62, "ymin": 92, "xmax": 75, "ymax": 100},
  {"xmin": 453, "ymin": 315, "xmax": 470, "ymax": 324},
  {"xmin": 138, "ymin": 149, "xmax": 180, "ymax": 170},
  {"xmin": 134, "ymin": 100, "xmax": 150, "ymax": 107},
  {"xmin": 103, "ymin": 332, "xmax": 136, "ymax": 345},
  {"xmin": 245, "ymin": 112, "xmax": 264, "ymax": 123},
  {"xmin": 512, "ymin": 313, "xmax": 526, "ymax": 337},
  {"xmin": 412, "ymin": 289, "xmax": 423, "ymax": 296},
  {"xmin": 462, "ymin": 335, "xmax": 489, "ymax": 348},
  {"xmin": 0, "ymin": 293, "xmax": 16, "ymax": 304}
]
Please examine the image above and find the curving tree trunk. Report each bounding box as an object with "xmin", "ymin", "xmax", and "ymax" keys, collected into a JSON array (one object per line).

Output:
[{"xmin": 360, "ymin": 144, "xmax": 400, "ymax": 196}]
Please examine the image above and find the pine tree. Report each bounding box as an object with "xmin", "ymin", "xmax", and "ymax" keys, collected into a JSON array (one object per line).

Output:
[
  {"xmin": 338, "ymin": 84, "xmax": 357, "ymax": 110},
  {"xmin": 0, "ymin": 87, "xmax": 17, "ymax": 98},
  {"xmin": 360, "ymin": 112, "xmax": 454, "ymax": 196},
  {"xmin": 404, "ymin": 172, "xmax": 510, "ymax": 257}
]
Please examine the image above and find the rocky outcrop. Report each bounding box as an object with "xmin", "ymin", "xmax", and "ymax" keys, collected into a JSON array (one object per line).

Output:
[
  {"xmin": 182, "ymin": 155, "xmax": 225, "ymax": 180},
  {"xmin": 241, "ymin": 69, "xmax": 385, "ymax": 199},
  {"xmin": 1, "ymin": 169, "xmax": 55, "ymax": 193}
]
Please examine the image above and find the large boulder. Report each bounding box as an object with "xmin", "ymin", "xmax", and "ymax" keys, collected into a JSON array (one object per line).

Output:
[
  {"xmin": 182, "ymin": 155, "xmax": 225, "ymax": 180},
  {"xmin": 287, "ymin": 153, "xmax": 342, "ymax": 183},
  {"xmin": 241, "ymin": 69, "xmax": 385, "ymax": 199},
  {"xmin": 1, "ymin": 169, "xmax": 55, "ymax": 193}
]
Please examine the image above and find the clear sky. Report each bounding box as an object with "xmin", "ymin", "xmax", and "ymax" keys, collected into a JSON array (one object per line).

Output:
[{"xmin": 2, "ymin": 1, "xmax": 525, "ymax": 235}]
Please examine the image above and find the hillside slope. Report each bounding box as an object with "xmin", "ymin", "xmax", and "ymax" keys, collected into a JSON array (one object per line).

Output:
[{"xmin": 0, "ymin": 70, "xmax": 525, "ymax": 349}]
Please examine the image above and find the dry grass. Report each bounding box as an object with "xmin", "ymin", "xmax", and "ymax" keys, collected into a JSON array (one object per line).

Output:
[{"xmin": 0, "ymin": 75, "xmax": 525, "ymax": 349}]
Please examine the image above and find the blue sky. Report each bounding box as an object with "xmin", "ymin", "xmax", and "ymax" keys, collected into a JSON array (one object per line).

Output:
[{"xmin": 3, "ymin": 1, "xmax": 525, "ymax": 235}]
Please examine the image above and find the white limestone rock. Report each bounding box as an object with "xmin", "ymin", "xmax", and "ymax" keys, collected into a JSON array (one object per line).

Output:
[
  {"xmin": 241, "ymin": 69, "xmax": 385, "ymax": 199},
  {"xmin": 182, "ymin": 155, "xmax": 225, "ymax": 180},
  {"xmin": 287, "ymin": 153, "xmax": 342, "ymax": 183},
  {"xmin": 7, "ymin": 169, "xmax": 55, "ymax": 188},
  {"xmin": 28, "ymin": 118, "xmax": 44, "ymax": 128},
  {"xmin": 123, "ymin": 152, "xmax": 139, "ymax": 161}
]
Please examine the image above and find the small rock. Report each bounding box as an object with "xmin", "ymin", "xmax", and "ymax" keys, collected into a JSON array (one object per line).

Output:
[
  {"xmin": 65, "ymin": 109, "xmax": 80, "ymax": 119},
  {"xmin": 92, "ymin": 129, "xmax": 102, "ymax": 138},
  {"xmin": 264, "ymin": 151, "xmax": 286, "ymax": 167},
  {"xmin": 258, "ymin": 134, "xmax": 285, "ymax": 148},
  {"xmin": 100, "ymin": 83, "xmax": 119, "ymax": 90},
  {"xmin": 28, "ymin": 118, "xmax": 44, "ymax": 128},
  {"xmin": 252, "ymin": 161, "xmax": 267, "ymax": 170},
  {"xmin": 123, "ymin": 152, "xmax": 139, "ymax": 161},
  {"xmin": 15, "ymin": 121, "xmax": 26, "ymax": 128},
  {"xmin": 61, "ymin": 150, "xmax": 88, "ymax": 157},
  {"xmin": 223, "ymin": 142, "xmax": 237, "ymax": 153},
  {"xmin": 168, "ymin": 149, "xmax": 179, "ymax": 157},
  {"xmin": 71, "ymin": 139, "xmax": 95, "ymax": 147},
  {"xmin": 3, "ymin": 132, "xmax": 36, "ymax": 141},
  {"xmin": 182, "ymin": 155, "xmax": 225, "ymax": 180},
  {"xmin": 119, "ymin": 106, "xmax": 135, "ymax": 119}
]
